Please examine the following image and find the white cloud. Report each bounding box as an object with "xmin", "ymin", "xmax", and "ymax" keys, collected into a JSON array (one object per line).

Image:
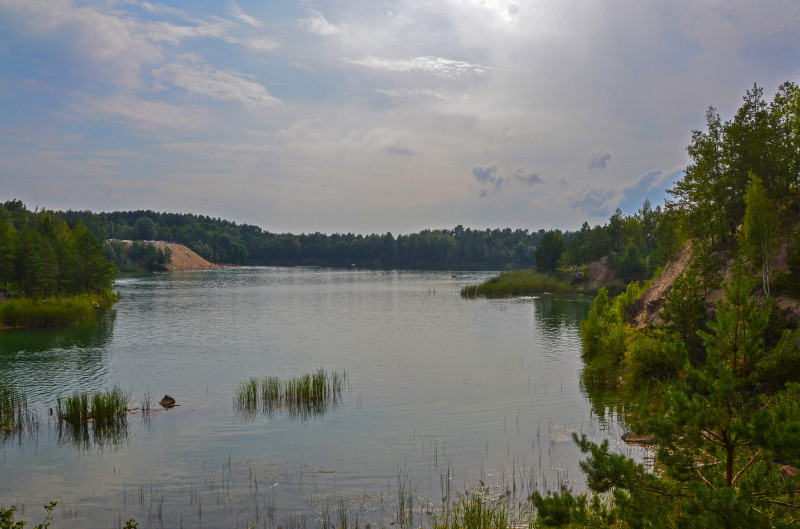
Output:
[
  {"xmin": 230, "ymin": 2, "xmax": 261, "ymax": 27},
  {"xmin": 350, "ymin": 56, "xmax": 491, "ymax": 77},
  {"xmin": 153, "ymin": 56, "xmax": 280, "ymax": 107},
  {"xmin": 74, "ymin": 94, "xmax": 208, "ymax": 134},
  {"xmin": 227, "ymin": 35, "xmax": 281, "ymax": 52},
  {"xmin": 299, "ymin": 9, "xmax": 341, "ymax": 36}
]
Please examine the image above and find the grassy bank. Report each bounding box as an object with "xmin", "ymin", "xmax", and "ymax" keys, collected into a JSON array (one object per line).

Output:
[
  {"xmin": 461, "ymin": 270, "xmax": 591, "ymax": 298},
  {"xmin": 0, "ymin": 291, "xmax": 116, "ymax": 328}
]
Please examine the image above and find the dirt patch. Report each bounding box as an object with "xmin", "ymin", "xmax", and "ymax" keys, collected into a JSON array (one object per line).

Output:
[
  {"xmin": 628, "ymin": 241, "xmax": 693, "ymax": 327},
  {"xmin": 152, "ymin": 242, "xmax": 217, "ymax": 271},
  {"xmin": 587, "ymin": 257, "xmax": 616, "ymax": 289}
]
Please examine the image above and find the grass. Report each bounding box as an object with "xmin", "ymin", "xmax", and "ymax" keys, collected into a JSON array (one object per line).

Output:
[
  {"xmin": 460, "ymin": 270, "xmax": 591, "ymax": 299},
  {"xmin": 429, "ymin": 492, "xmax": 513, "ymax": 529},
  {"xmin": 0, "ymin": 382, "xmax": 36, "ymax": 433},
  {"xmin": 234, "ymin": 369, "xmax": 347, "ymax": 419},
  {"xmin": 0, "ymin": 291, "xmax": 117, "ymax": 329},
  {"xmin": 56, "ymin": 385, "xmax": 130, "ymax": 426}
]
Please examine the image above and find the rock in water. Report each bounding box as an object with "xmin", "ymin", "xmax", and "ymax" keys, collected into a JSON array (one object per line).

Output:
[{"xmin": 159, "ymin": 395, "xmax": 176, "ymax": 408}]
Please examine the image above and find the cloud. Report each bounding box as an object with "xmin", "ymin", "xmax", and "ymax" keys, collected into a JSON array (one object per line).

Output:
[
  {"xmin": 299, "ymin": 10, "xmax": 341, "ymax": 36},
  {"xmin": 568, "ymin": 187, "xmax": 618, "ymax": 217},
  {"xmin": 351, "ymin": 56, "xmax": 491, "ymax": 77},
  {"xmin": 588, "ymin": 150, "xmax": 611, "ymax": 170},
  {"xmin": 153, "ymin": 56, "xmax": 280, "ymax": 107},
  {"xmin": 512, "ymin": 168, "xmax": 542, "ymax": 185},
  {"xmin": 375, "ymin": 88, "xmax": 458, "ymax": 100},
  {"xmin": 230, "ymin": 2, "xmax": 261, "ymax": 27},
  {"xmin": 73, "ymin": 94, "xmax": 208, "ymax": 134},
  {"xmin": 386, "ymin": 143, "xmax": 414, "ymax": 156},
  {"xmin": 232, "ymin": 35, "xmax": 281, "ymax": 52},
  {"xmin": 472, "ymin": 162, "xmax": 542, "ymax": 196}
]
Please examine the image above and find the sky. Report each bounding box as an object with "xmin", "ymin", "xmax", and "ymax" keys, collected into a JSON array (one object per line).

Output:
[{"xmin": 1, "ymin": 0, "xmax": 799, "ymax": 235}]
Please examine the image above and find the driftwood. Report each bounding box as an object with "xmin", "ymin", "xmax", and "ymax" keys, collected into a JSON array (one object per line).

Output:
[{"xmin": 621, "ymin": 431, "xmax": 657, "ymax": 445}]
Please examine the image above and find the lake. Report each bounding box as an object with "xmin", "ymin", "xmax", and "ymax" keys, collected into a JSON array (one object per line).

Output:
[{"xmin": 0, "ymin": 268, "xmax": 637, "ymax": 528}]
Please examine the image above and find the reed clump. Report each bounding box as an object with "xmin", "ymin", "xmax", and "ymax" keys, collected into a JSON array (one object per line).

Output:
[
  {"xmin": 429, "ymin": 492, "xmax": 513, "ymax": 529},
  {"xmin": 1, "ymin": 296, "xmax": 94, "ymax": 328},
  {"xmin": 234, "ymin": 369, "xmax": 347, "ymax": 419},
  {"xmin": 57, "ymin": 385, "xmax": 130, "ymax": 426},
  {"xmin": 0, "ymin": 382, "xmax": 36, "ymax": 433},
  {"xmin": 460, "ymin": 270, "xmax": 588, "ymax": 298}
]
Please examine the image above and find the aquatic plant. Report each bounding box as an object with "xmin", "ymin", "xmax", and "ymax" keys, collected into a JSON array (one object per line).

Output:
[
  {"xmin": 460, "ymin": 270, "xmax": 588, "ymax": 298},
  {"xmin": 57, "ymin": 385, "xmax": 129, "ymax": 426},
  {"xmin": 429, "ymin": 492, "xmax": 512, "ymax": 529},
  {"xmin": 0, "ymin": 382, "xmax": 36, "ymax": 433},
  {"xmin": 234, "ymin": 369, "xmax": 347, "ymax": 419},
  {"xmin": 0, "ymin": 296, "xmax": 95, "ymax": 328}
]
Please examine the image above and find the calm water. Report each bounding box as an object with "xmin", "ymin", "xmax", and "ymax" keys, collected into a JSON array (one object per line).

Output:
[{"xmin": 0, "ymin": 268, "xmax": 635, "ymax": 528}]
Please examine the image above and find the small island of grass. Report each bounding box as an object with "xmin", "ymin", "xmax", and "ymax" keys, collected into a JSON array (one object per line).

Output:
[{"xmin": 460, "ymin": 269, "xmax": 593, "ymax": 298}]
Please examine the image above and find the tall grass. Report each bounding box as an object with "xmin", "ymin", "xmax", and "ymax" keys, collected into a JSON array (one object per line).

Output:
[
  {"xmin": 0, "ymin": 296, "xmax": 94, "ymax": 328},
  {"xmin": 461, "ymin": 270, "xmax": 589, "ymax": 298},
  {"xmin": 429, "ymin": 492, "xmax": 513, "ymax": 529},
  {"xmin": 234, "ymin": 369, "xmax": 347, "ymax": 419},
  {"xmin": 0, "ymin": 382, "xmax": 36, "ymax": 433},
  {"xmin": 57, "ymin": 385, "xmax": 129, "ymax": 426}
]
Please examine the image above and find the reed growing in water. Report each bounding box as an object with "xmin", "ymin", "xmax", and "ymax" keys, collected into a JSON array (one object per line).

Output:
[
  {"xmin": 234, "ymin": 369, "xmax": 347, "ymax": 419},
  {"xmin": 0, "ymin": 382, "xmax": 36, "ymax": 433},
  {"xmin": 460, "ymin": 270, "xmax": 587, "ymax": 298},
  {"xmin": 56, "ymin": 385, "xmax": 130, "ymax": 426}
]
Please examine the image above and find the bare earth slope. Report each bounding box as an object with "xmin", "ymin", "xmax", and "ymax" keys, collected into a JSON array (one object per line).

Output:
[
  {"xmin": 152, "ymin": 242, "xmax": 217, "ymax": 271},
  {"xmin": 627, "ymin": 241, "xmax": 693, "ymax": 327}
]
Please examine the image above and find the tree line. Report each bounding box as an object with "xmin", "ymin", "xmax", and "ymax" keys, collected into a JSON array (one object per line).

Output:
[
  {"xmin": 56, "ymin": 201, "xmax": 668, "ymax": 281},
  {"xmin": 0, "ymin": 200, "xmax": 114, "ymax": 299}
]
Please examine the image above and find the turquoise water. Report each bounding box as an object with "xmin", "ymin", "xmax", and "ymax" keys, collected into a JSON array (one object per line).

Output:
[{"xmin": 0, "ymin": 268, "xmax": 635, "ymax": 528}]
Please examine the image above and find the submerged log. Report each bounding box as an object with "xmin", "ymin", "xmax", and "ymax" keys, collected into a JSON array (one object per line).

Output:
[{"xmin": 621, "ymin": 431, "xmax": 657, "ymax": 445}]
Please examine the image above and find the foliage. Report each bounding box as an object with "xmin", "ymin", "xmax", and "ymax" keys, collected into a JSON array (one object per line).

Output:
[
  {"xmin": 460, "ymin": 269, "xmax": 587, "ymax": 298},
  {"xmin": 0, "ymin": 296, "xmax": 96, "ymax": 328},
  {"xmin": 0, "ymin": 502, "xmax": 57, "ymax": 529},
  {"xmin": 0, "ymin": 201, "xmax": 114, "ymax": 300},
  {"xmin": 106, "ymin": 240, "xmax": 172, "ymax": 271},
  {"xmin": 567, "ymin": 263, "xmax": 800, "ymax": 528},
  {"xmin": 535, "ymin": 230, "xmax": 563, "ymax": 273},
  {"xmin": 663, "ymin": 267, "xmax": 708, "ymax": 365},
  {"xmin": 623, "ymin": 332, "xmax": 684, "ymax": 386},
  {"xmin": 740, "ymin": 172, "xmax": 777, "ymax": 296},
  {"xmin": 670, "ymin": 82, "xmax": 800, "ymax": 252}
]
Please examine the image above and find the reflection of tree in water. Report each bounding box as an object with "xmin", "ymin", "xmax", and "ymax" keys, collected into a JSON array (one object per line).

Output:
[
  {"xmin": 534, "ymin": 295, "xmax": 592, "ymax": 334},
  {"xmin": 0, "ymin": 311, "xmax": 116, "ymax": 402},
  {"xmin": 580, "ymin": 361, "xmax": 627, "ymax": 428}
]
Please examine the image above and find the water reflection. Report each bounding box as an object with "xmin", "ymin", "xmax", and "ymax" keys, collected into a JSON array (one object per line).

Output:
[
  {"xmin": 0, "ymin": 311, "xmax": 116, "ymax": 402},
  {"xmin": 534, "ymin": 296, "xmax": 591, "ymax": 333},
  {"xmin": 55, "ymin": 417, "xmax": 130, "ymax": 450}
]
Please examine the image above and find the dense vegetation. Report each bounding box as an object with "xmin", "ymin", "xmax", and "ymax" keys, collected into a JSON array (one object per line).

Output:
[
  {"xmin": 0, "ymin": 201, "xmax": 118, "ymax": 327},
  {"xmin": 532, "ymin": 82, "xmax": 800, "ymax": 528},
  {"xmin": 57, "ymin": 200, "xmax": 665, "ymax": 278}
]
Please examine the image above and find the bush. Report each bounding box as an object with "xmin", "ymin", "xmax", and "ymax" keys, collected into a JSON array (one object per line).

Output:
[{"xmin": 624, "ymin": 333, "xmax": 685, "ymax": 387}]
